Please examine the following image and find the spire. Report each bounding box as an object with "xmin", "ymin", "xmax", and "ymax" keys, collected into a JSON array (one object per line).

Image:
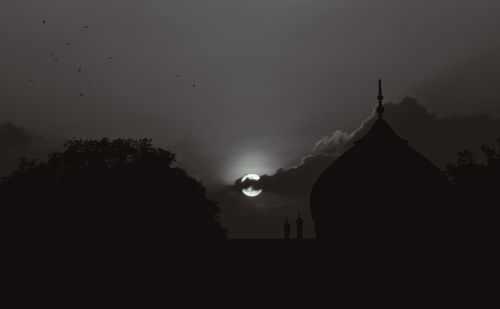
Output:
[
  {"xmin": 295, "ymin": 211, "xmax": 304, "ymax": 239},
  {"xmin": 376, "ymin": 79, "xmax": 385, "ymax": 118},
  {"xmin": 283, "ymin": 216, "xmax": 291, "ymax": 239}
]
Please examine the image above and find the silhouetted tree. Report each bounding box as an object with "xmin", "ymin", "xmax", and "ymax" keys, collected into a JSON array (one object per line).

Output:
[
  {"xmin": 1, "ymin": 138, "xmax": 226, "ymax": 245},
  {"xmin": 445, "ymin": 138, "xmax": 500, "ymax": 240}
]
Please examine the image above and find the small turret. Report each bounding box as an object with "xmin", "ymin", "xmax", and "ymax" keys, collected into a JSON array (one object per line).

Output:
[
  {"xmin": 295, "ymin": 211, "xmax": 304, "ymax": 240},
  {"xmin": 283, "ymin": 216, "xmax": 291, "ymax": 239}
]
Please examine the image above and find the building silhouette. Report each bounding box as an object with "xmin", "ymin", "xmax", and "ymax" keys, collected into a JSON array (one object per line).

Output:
[
  {"xmin": 309, "ymin": 80, "xmax": 448, "ymax": 242},
  {"xmin": 282, "ymin": 212, "xmax": 304, "ymax": 240}
]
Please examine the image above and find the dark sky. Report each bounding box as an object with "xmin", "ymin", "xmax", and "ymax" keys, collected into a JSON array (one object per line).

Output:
[{"xmin": 2, "ymin": 1, "xmax": 500, "ymax": 238}]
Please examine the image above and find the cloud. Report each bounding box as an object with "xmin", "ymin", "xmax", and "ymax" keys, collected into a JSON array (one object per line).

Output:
[
  {"xmin": 0, "ymin": 123, "xmax": 55, "ymax": 177},
  {"xmin": 414, "ymin": 48, "xmax": 500, "ymax": 117},
  {"xmin": 313, "ymin": 130, "xmax": 355, "ymax": 155},
  {"xmin": 382, "ymin": 97, "xmax": 500, "ymax": 167}
]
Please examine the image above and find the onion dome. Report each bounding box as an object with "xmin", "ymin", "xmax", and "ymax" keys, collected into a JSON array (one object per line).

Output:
[{"xmin": 310, "ymin": 80, "xmax": 448, "ymax": 241}]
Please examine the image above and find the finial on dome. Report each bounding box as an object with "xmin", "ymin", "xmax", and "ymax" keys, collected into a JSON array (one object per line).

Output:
[{"xmin": 376, "ymin": 79, "xmax": 385, "ymax": 118}]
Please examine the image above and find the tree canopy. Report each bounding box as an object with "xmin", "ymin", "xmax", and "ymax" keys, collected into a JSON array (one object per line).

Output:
[{"xmin": 1, "ymin": 138, "xmax": 226, "ymax": 245}]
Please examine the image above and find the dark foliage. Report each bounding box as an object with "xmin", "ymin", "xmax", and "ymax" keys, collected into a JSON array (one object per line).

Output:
[
  {"xmin": 1, "ymin": 138, "xmax": 226, "ymax": 246},
  {"xmin": 445, "ymin": 138, "xmax": 500, "ymax": 240}
]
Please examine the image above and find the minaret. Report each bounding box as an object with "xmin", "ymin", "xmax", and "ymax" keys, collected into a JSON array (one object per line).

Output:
[
  {"xmin": 295, "ymin": 211, "xmax": 304, "ymax": 239},
  {"xmin": 283, "ymin": 217, "xmax": 291, "ymax": 239},
  {"xmin": 376, "ymin": 79, "xmax": 385, "ymax": 118}
]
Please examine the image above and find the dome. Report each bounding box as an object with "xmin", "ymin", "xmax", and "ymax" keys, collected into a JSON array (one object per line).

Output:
[{"xmin": 310, "ymin": 81, "xmax": 448, "ymax": 241}]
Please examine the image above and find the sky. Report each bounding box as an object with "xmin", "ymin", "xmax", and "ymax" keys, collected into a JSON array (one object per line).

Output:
[{"xmin": 2, "ymin": 1, "xmax": 500, "ymax": 238}]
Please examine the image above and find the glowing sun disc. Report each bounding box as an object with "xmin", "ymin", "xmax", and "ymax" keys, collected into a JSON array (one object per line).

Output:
[{"xmin": 241, "ymin": 174, "xmax": 262, "ymax": 197}]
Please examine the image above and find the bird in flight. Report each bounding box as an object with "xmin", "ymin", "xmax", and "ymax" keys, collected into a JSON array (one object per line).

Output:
[
  {"xmin": 77, "ymin": 67, "xmax": 82, "ymax": 72},
  {"xmin": 65, "ymin": 42, "xmax": 72, "ymax": 46},
  {"xmin": 192, "ymin": 83, "xmax": 196, "ymax": 88},
  {"xmin": 176, "ymin": 74, "xmax": 182, "ymax": 78},
  {"xmin": 80, "ymin": 93, "xmax": 84, "ymax": 97},
  {"xmin": 83, "ymin": 25, "xmax": 88, "ymax": 29},
  {"xmin": 53, "ymin": 59, "xmax": 58, "ymax": 63},
  {"xmin": 107, "ymin": 56, "xmax": 113, "ymax": 60},
  {"xmin": 42, "ymin": 20, "xmax": 46, "ymax": 24}
]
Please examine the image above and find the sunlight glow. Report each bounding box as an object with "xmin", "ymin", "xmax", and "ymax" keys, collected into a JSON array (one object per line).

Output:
[{"xmin": 241, "ymin": 174, "xmax": 262, "ymax": 197}]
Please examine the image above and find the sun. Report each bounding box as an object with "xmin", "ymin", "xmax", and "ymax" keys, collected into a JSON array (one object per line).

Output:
[{"xmin": 241, "ymin": 174, "xmax": 262, "ymax": 197}]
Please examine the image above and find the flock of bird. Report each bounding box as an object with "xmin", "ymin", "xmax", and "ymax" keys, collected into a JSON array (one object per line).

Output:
[
  {"xmin": 30, "ymin": 19, "xmax": 197, "ymax": 98},
  {"xmin": 35, "ymin": 20, "xmax": 110, "ymax": 97}
]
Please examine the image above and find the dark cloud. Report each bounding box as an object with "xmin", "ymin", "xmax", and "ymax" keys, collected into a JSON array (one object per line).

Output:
[
  {"xmin": 414, "ymin": 48, "xmax": 500, "ymax": 117},
  {"xmin": 381, "ymin": 97, "xmax": 500, "ymax": 167},
  {"xmin": 0, "ymin": 123, "xmax": 55, "ymax": 177}
]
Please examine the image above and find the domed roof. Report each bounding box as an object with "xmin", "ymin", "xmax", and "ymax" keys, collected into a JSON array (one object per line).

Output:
[{"xmin": 310, "ymin": 81, "xmax": 448, "ymax": 241}]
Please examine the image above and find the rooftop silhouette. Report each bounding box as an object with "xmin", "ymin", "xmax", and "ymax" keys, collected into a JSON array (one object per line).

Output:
[{"xmin": 310, "ymin": 80, "xmax": 449, "ymax": 242}]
